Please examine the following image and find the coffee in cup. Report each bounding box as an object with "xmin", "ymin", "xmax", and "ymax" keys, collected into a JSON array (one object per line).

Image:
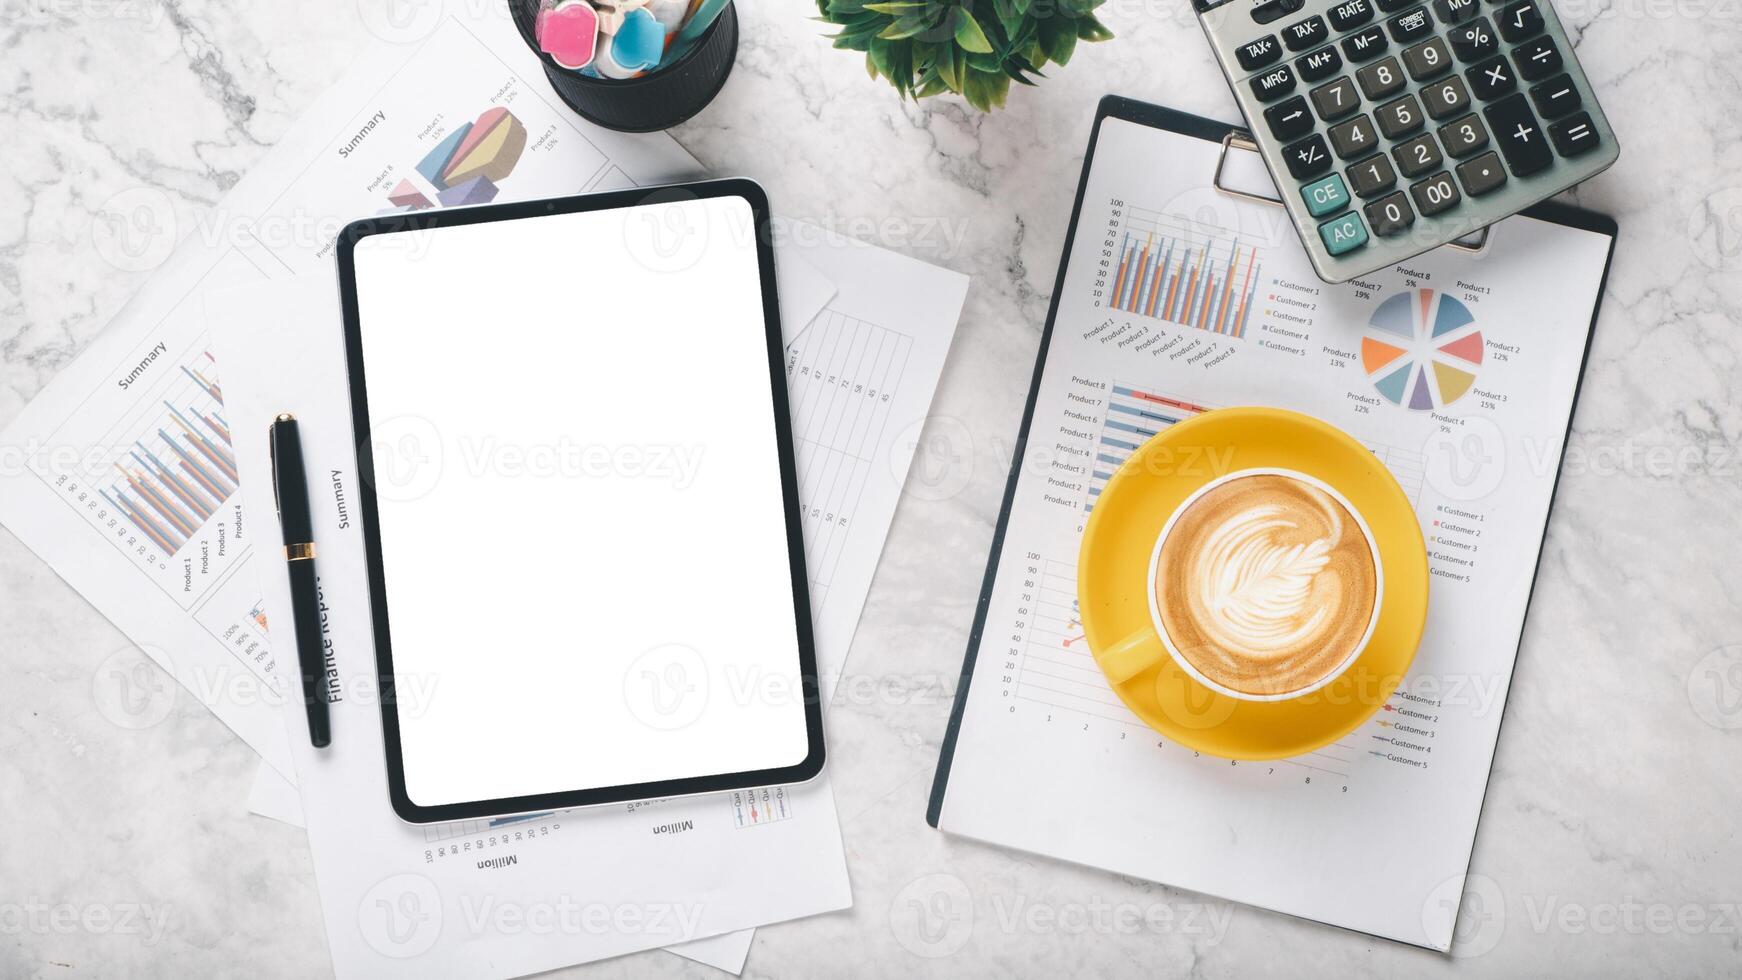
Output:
[{"xmin": 1148, "ymin": 469, "xmax": 1381, "ymax": 700}]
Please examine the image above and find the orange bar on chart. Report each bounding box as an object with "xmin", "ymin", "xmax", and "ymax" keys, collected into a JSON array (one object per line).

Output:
[
  {"xmin": 1112, "ymin": 243, "xmax": 1132, "ymax": 312},
  {"xmin": 1132, "ymin": 236, "xmax": 1152, "ymax": 314}
]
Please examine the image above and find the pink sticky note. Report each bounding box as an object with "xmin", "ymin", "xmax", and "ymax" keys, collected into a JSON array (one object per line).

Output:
[{"xmin": 538, "ymin": 0, "xmax": 599, "ymax": 70}]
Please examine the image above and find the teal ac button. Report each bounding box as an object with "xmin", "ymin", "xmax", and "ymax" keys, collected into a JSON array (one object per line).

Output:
[
  {"xmin": 1300, "ymin": 174, "xmax": 1349, "ymax": 218},
  {"xmin": 1318, "ymin": 212, "xmax": 1368, "ymax": 255}
]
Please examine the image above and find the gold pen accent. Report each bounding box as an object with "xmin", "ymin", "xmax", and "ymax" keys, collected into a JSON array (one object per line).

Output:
[{"xmin": 286, "ymin": 542, "xmax": 317, "ymax": 561}]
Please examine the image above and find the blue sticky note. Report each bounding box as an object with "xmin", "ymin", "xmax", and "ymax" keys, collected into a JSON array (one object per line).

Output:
[{"xmin": 613, "ymin": 8, "xmax": 665, "ymax": 72}]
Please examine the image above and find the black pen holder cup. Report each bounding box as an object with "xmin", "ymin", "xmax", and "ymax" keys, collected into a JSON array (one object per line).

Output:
[{"xmin": 508, "ymin": 0, "xmax": 738, "ymax": 133}]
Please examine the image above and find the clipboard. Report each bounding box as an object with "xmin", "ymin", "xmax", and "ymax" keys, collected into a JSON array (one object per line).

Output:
[{"xmin": 926, "ymin": 95, "xmax": 1617, "ymax": 949}]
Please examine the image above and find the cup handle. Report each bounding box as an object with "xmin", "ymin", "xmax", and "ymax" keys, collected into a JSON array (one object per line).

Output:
[{"xmin": 1095, "ymin": 628, "xmax": 1169, "ymax": 685}]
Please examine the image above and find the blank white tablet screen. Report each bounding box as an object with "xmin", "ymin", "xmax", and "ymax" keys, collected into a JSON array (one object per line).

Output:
[{"xmin": 350, "ymin": 195, "xmax": 809, "ymax": 808}]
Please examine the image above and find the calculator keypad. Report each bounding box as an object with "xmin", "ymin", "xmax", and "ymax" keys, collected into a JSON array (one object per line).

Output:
[{"xmin": 1208, "ymin": 0, "xmax": 1617, "ymax": 280}]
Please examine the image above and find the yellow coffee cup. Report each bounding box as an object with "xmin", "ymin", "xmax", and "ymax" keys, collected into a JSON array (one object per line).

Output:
[{"xmin": 1078, "ymin": 406, "xmax": 1429, "ymax": 760}]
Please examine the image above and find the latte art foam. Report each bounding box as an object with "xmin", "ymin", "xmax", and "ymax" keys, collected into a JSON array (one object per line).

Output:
[{"xmin": 1155, "ymin": 474, "xmax": 1378, "ymax": 697}]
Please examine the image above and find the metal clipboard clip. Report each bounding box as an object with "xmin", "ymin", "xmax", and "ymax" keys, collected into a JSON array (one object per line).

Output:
[{"xmin": 1211, "ymin": 129, "xmax": 1491, "ymax": 254}]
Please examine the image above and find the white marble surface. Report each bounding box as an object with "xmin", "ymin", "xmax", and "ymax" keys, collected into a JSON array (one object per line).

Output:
[{"xmin": 4, "ymin": 0, "xmax": 1742, "ymax": 976}]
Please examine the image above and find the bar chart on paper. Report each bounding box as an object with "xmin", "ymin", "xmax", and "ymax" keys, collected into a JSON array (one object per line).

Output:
[
  {"xmin": 1085, "ymin": 383, "xmax": 1210, "ymax": 511},
  {"xmin": 96, "ymin": 353, "xmax": 238, "ymax": 555},
  {"xmin": 1103, "ymin": 206, "xmax": 1266, "ymax": 338}
]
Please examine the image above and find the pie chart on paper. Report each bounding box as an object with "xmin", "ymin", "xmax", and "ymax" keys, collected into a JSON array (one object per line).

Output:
[{"xmin": 1359, "ymin": 288, "xmax": 1484, "ymax": 411}]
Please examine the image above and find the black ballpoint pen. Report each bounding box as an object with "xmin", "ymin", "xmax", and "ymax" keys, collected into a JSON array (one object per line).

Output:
[{"xmin": 269, "ymin": 414, "xmax": 333, "ymax": 748}]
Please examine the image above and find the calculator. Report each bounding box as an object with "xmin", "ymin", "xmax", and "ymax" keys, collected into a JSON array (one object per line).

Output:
[{"xmin": 1195, "ymin": 0, "xmax": 1618, "ymax": 282}]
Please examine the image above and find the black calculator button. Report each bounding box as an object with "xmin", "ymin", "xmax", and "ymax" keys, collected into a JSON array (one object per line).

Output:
[
  {"xmin": 1265, "ymin": 96, "xmax": 1316, "ymax": 140},
  {"xmin": 1432, "ymin": 0, "xmax": 1480, "ymax": 23},
  {"xmin": 1514, "ymin": 36, "xmax": 1561, "ymax": 81},
  {"xmin": 1329, "ymin": 0, "xmax": 1376, "ymax": 30},
  {"xmin": 1347, "ymin": 153, "xmax": 1399, "ymax": 196},
  {"xmin": 1448, "ymin": 17, "xmax": 1497, "ymax": 61},
  {"xmin": 1342, "ymin": 26, "xmax": 1390, "ymax": 61},
  {"xmin": 1252, "ymin": 0, "xmax": 1306, "ymax": 25},
  {"xmin": 1329, "ymin": 113, "xmax": 1381, "ymax": 158},
  {"xmin": 1388, "ymin": 5, "xmax": 1434, "ymax": 42},
  {"xmin": 1496, "ymin": 0, "xmax": 1544, "ymax": 40},
  {"xmin": 1310, "ymin": 76, "xmax": 1363, "ymax": 120},
  {"xmin": 1455, "ymin": 151, "xmax": 1510, "ymax": 195},
  {"xmin": 1409, "ymin": 171, "xmax": 1462, "ymax": 215},
  {"xmin": 1438, "ymin": 112, "xmax": 1491, "ymax": 155},
  {"xmin": 1422, "ymin": 75, "xmax": 1472, "ymax": 118},
  {"xmin": 1549, "ymin": 111, "xmax": 1601, "ymax": 156},
  {"xmin": 1237, "ymin": 35, "xmax": 1285, "ymax": 70},
  {"xmin": 1376, "ymin": 94, "xmax": 1426, "ymax": 138},
  {"xmin": 1251, "ymin": 64, "xmax": 1299, "ymax": 101},
  {"xmin": 1403, "ymin": 37, "xmax": 1454, "ymax": 80},
  {"xmin": 1467, "ymin": 54, "xmax": 1517, "ymax": 100},
  {"xmin": 1283, "ymin": 15, "xmax": 1329, "ymax": 50},
  {"xmin": 1483, "ymin": 92, "xmax": 1553, "ymax": 175},
  {"xmin": 1365, "ymin": 192, "xmax": 1416, "ymax": 235},
  {"xmin": 1356, "ymin": 56, "xmax": 1407, "ymax": 99},
  {"xmin": 1530, "ymin": 74, "xmax": 1581, "ymax": 118},
  {"xmin": 1393, "ymin": 133, "xmax": 1445, "ymax": 176},
  {"xmin": 1284, "ymin": 133, "xmax": 1335, "ymax": 178},
  {"xmin": 1298, "ymin": 46, "xmax": 1344, "ymax": 81},
  {"xmin": 1376, "ymin": 0, "xmax": 1413, "ymax": 12}
]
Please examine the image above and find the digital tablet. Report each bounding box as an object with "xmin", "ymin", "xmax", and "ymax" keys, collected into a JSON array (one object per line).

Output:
[{"xmin": 336, "ymin": 179, "xmax": 824, "ymax": 823}]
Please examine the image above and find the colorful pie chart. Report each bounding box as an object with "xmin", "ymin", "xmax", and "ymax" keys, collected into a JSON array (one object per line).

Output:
[{"xmin": 1360, "ymin": 288, "xmax": 1484, "ymax": 411}]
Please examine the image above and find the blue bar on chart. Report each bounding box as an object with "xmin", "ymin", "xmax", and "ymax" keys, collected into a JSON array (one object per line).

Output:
[
  {"xmin": 1084, "ymin": 384, "xmax": 1211, "ymax": 512},
  {"xmin": 1107, "ymin": 228, "xmax": 1262, "ymax": 338}
]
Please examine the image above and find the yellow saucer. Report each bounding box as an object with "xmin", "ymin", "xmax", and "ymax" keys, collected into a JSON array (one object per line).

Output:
[{"xmin": 1078, "ymin": 406, "xmax": 1429, "ymax": 760}]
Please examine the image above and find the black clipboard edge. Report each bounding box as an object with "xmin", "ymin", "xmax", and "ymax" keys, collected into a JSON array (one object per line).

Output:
[
  {"xmin": 336, "ymin": 179, "xmax": 827, "ymax": 824},
  {"xmin": 927, "ymin": 93, "xmax": 1619, "ymax": 847}
]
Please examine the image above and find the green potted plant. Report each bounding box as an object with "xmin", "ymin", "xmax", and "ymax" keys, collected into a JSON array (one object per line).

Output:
[{"xmin": 817, "ymin": 0, "xmax": 1113, "ymax": 110}]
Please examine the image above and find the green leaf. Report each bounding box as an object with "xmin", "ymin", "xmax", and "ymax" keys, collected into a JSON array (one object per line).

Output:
[
  {"xmin": 962, "ymin": 68, "xmax": 1010, "ymax": 109},
  {"xmin": 936, "ymin": 41, "xmax": 964, "ymax": 91},
  {"xmin": 1040, "ymin": 14, "xmax": 1078, "ymax": 64},
  {"xmin": 878, "ymin": 15, "xmax": 931, "ymax": 38},
  {"xmin": 1077, "ymin": 14, "xmax": 1114, "ymax": 40},
  {"xmin": 952, "ymin": 9, "xmax": 995, "ymax": 52}
]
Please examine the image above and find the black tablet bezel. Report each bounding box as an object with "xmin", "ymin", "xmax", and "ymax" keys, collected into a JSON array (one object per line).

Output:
[{"xmin": 335, "ymin": 178, "xmax": 826, "ymax": 824}]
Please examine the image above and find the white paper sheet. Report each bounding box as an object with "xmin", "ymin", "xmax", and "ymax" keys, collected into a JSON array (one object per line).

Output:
[
  {"xmin": 248, "ymin": 762, "xmax": 757, "ymax": 972},
  {"xmin": 0, "ymin": 10, "xmax": 702, "ymax": 777},
  {"xmin": 931, "ymin": 118, "xmax": 1612, "ymax": 950},
  {"xmin": 237, "ymin": 234, "xmax": 835, "ymax": 979},
  {"xmin": 212, "ymin": 273, "xmax": 853, "ymax": 979},
  {"xmin": 771, "ymin": 224, "xmax": 970, "ymax": 697},
  {"xmin": 236, "ymin": 221, "xmax": 966, "ymax": 974}
]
